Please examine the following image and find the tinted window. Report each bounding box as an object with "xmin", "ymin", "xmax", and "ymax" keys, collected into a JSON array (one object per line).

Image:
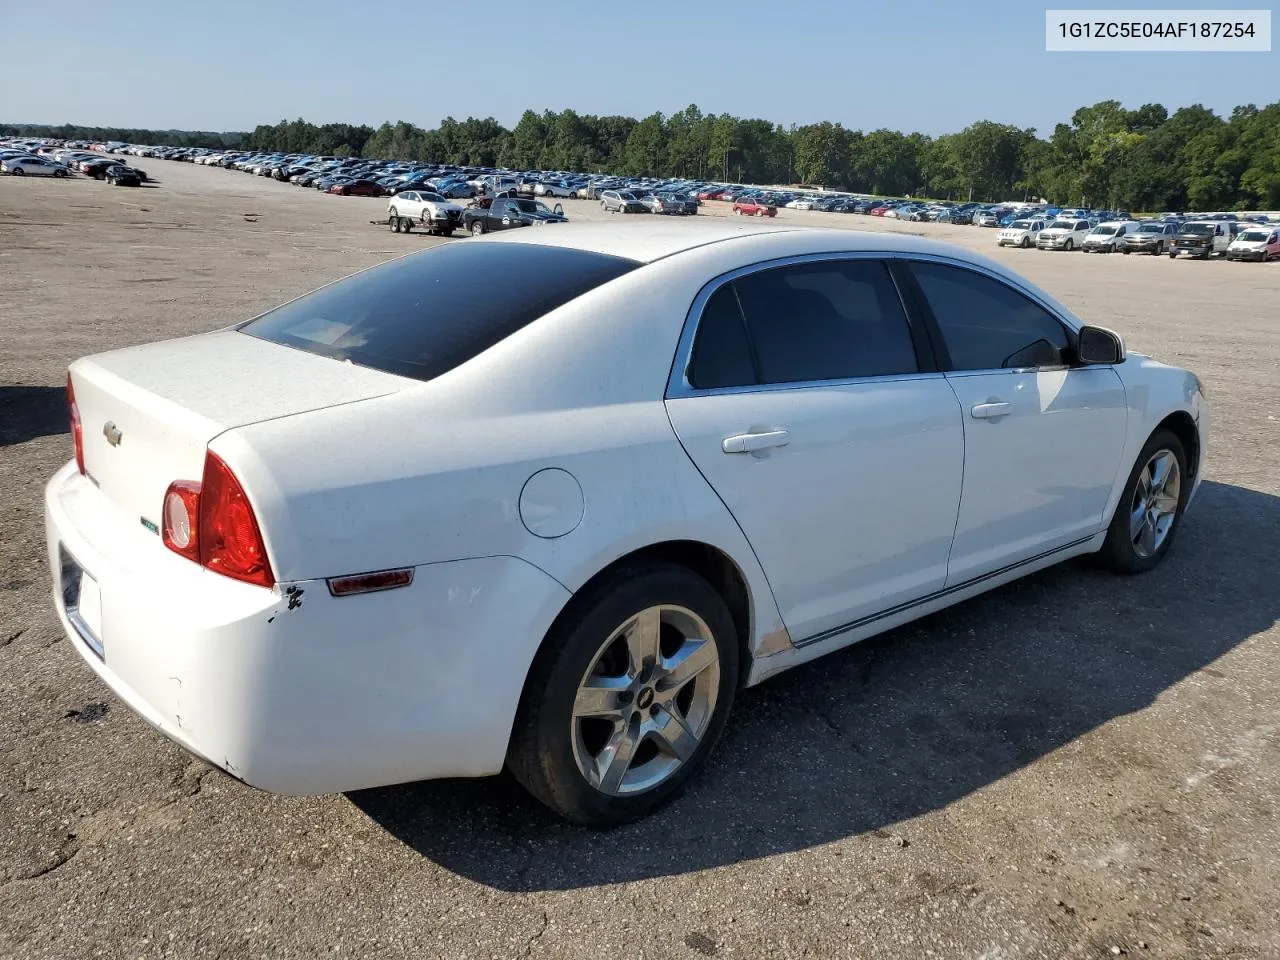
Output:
[
  {"xmin": 688, "ymin": 286, "xmax": 756, "ymax": 389},
  {"xmin": 909, "ymin": 261, "xmax": 1069, "ymax": 371},
  {"xmin": 242, "ymin": 243, "xmax": 640, "ymax": 382},
  {"xmin": 732, "ymin": 260, "xmax": 918, "ymax": 384}
]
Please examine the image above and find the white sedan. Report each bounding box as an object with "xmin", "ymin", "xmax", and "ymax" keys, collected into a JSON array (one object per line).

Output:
[
  {"xmin": 46, "ymin": 222, "xmax": 1206, "ymax": 825},
  {"xmin": 385, "ymin": 189, "xmax": 464, "ymax": 236},
  {"xmin": 2, "ymin": 155, "xmax": 70, "ymax": 177}
]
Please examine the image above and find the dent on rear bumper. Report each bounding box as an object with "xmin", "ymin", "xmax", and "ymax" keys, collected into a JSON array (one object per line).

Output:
[{"xmin": 45, "ymin": 462, "xmax": 572, "ymax": 794}]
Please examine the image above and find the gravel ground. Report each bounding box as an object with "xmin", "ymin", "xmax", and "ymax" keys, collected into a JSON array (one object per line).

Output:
[{"xmin": 1, "ymin": 161, "xmax": 1278, "ymax": 960}]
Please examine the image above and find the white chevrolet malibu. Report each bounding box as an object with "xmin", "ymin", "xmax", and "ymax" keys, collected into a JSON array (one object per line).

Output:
[{"xmin": 47, "ymin": 222, "xmax": 1207, "ymax": 825}]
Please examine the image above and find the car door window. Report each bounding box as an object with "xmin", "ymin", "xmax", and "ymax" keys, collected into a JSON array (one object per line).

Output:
[
  {"xmin": 688, "ymin": 285, "xmax": 757, "ymax": 389},
  {"xmin": 909, "ymin": 261, "xmax": 1070, "ymax": 371},
  {"xmin": 730, "ymin": 259, "xmax": 919, "ymax": 384}
]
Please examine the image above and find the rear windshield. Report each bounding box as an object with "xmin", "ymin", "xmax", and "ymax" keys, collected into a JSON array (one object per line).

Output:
[{"xmin": 240, "ymin": 242, "xmax": 641, "ymax": 381}]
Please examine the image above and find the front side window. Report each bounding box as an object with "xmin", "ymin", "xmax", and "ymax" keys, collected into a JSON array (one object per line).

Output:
[
  {"xmin": 909, "ymin": 261, "xmax": 1070, "ymax": 371},
  {"xmin": 690, "ymin": 260, "xmax": 918, "ymax": 387}
]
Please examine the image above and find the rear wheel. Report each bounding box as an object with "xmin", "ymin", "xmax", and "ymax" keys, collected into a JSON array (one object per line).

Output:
[
  {"xmin": 1098, "ymin": 429, "xmax": 1188, "ymax": 574},
  {"xmin": 507, "ymin": 561, "xmax": 739, "ymax": 826}
]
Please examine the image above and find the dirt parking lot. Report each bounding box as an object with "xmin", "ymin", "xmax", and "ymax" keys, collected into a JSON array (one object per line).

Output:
[{"xmin": 1, "ymin": 161, "xmax": 1278, "ymax": 960}]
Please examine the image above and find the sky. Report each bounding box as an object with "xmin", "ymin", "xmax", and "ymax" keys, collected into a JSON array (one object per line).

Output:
[{"xmin": 1, "ymin": 0, "xmax": 1275, "ymax": 136}]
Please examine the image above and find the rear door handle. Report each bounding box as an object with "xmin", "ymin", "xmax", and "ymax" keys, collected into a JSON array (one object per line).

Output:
[
  {"xmin": 722, "ymin": 429, "xmax": 791, "ymax": 454},
  {"xmin": 970, "ymin": 401, "xmax": 1012, "ymax": 420}
]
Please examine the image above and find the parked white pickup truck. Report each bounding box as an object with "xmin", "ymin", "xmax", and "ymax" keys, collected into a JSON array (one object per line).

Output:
[{"xmin": 1036, "ymin": 218, "xmax": 1092, "ymax": 251}]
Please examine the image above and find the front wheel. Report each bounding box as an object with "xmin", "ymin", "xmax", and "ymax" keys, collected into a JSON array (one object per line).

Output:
[
  {"xmin": 1097, "ymin": 429, "xmax": 1189, "ymax": 574},
  {"xmin": 470, "ymin": 220, "xmax": 485, "ymax": 236},
  {"xmin": 1168, "ymin": 251, "xmax": 1177, "ymax": 259},
  {"xmin": 1064, "ymin": 238, "xmax": 1074, "ymax": 251},
  {"xmin": 54, "ymin": 169, "xmax": 68, "ymax": 178},
  {"xmin": 1020, "ymin": 236, "xmax": 1030, "ymax": 248},
  {"xmin": 507, "ymin": 561, "xmax": 740, "ymax": 826},
  {"xmin": 10, "ymin": 168, "xmax": 23, "ymax": 177},
  {"xmin": 1155, "ymin": 242, "xmax": 1164, "ymax": 255}
]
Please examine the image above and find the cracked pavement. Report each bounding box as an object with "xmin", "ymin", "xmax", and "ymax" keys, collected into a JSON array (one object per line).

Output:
[{"xmin": 2, "ymin": 163, "xmax": 1279, "ymax": 959}]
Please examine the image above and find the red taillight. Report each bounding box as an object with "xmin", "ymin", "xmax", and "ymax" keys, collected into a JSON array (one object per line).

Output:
[
  {"xmin": 199, "ymin": 452, "xmax": 274, "ymax": 588},
  {"xmin": 160, "ymin": 452, "xmax": 274, "ymax": 588},
  {"xmin": 161, "ymin": 481, "xmax": 201, "ymax": 562},
  {"xmin": 67, "ymin": 372, "xmax": 84, "ymax": 475}
]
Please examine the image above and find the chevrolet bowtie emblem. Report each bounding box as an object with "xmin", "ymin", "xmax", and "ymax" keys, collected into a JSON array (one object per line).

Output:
[{"xmin": 103, "ymin": 421, "xmax": 123, "ymax": 447}]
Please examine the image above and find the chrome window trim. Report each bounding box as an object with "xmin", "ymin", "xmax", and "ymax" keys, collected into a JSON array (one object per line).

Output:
[{"xmin": 665, "ymin": 250, "xmax": 1084, "ymax": 400}]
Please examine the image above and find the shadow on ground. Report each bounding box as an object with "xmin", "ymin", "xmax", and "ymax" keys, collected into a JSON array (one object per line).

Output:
[
  {"xmin": 351, "ymin": 480, "xmax": 1279, "ymax": 890},
  {"xmin": 0, "ymin": 386, "xmax": 67, "ymax": 446}
]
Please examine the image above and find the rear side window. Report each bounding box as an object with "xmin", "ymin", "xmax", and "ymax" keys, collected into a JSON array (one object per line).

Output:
[
  {"xmin": 241, "ymin": 242, "xmax": 640, "ymax": 381},
  {"xmin": 687, "ymin": 259, "xmax": 919, "ymax": 388},
  {"xmin": 688, "ymin": 286, "xmax": 756, "ymax": 389},
  {"xmin": 909, "ymin": 261, "xmax": 1069, "ymax": 371}
]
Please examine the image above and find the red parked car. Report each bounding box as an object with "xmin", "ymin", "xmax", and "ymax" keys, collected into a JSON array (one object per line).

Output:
[
  {"xmin": 698, "ymin": 188, "xmax": 727, "ymax": 201},
  {"xmin": 732, "ymin": 198, "xmax": 777, "ymax": 217},
  {"xmin": 329, "ymin": 179, "xmax": 384, "ymax": 197}
]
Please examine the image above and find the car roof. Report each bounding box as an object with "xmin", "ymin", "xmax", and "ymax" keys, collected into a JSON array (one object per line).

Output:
[{"xmin": 475, "ymin": 220, "xmax": 1031, "ymax": 269}]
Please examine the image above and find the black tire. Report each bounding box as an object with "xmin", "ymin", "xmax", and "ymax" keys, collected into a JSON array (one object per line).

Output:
[
  {"xmin": 1020, "ymin": 236, "xmax": 1030, "ymax": 248},
  {"xmin": 1122, "ymin": 248, "xmax": 1130, "ymax": 255},
  {"xmin": 10, "ymin": 167, "xmax": 24, "ymax": 177},
  {"xmin": 470, "ymin": 219, "xmax": 485, "ymax": 236},
  {"xmin": 402, "ymin": 218, "xmax": 413, "ymax": 233},
  {"xmin": 1064, "ymin": 238, "xmax": 1073, "ymax": 251},
  {"xmin": 1097, "ymin": 428, "xmax": 1189, "ymax": 574},
  {"xmin": 1155, "ymin": 242, "xmax": 1164, "ymax": 255},
  {"xmin": 507, "ymin": 560, "xmax": 740, "ymax": 826},
  {"xmin": 1168, "ymin": 251, "xmax": 1177, "ymax": 259},
  {"xmin": 54, "ymin": 169, "xmax": 68, "ymax": 178}
]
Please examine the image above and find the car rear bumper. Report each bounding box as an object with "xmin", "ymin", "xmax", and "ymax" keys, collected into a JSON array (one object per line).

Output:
[{"xmin": 45, "ymin": 461, "xmax": 571, "ymax": 795}]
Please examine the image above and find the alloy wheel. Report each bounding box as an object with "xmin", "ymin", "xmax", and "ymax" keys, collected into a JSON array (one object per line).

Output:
[
  {"xmin": 1129, "ymin": 450, "xmax": 1181, "ymax": 559},
  {"xmin": 570, "ymin": 605, "xmax": 721, "ymax": 796}
]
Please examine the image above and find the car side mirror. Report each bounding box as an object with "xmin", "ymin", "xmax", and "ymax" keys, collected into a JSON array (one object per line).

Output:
[{"xmin": 1077, "ymin": 325, "xmax": 1126, "ymax": 365}]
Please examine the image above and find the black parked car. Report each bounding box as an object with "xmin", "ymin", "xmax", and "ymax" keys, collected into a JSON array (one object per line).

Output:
[{"xmin": 106, "ymin": 165, "xmax": 143, "ymax": 187}]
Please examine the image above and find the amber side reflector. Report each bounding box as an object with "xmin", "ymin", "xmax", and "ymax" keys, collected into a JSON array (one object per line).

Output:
[{"xmin": 327, "ymin": 568, "xmax": 414, "ymax": 597}]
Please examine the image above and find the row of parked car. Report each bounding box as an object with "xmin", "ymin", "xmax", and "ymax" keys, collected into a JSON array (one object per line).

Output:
[
  {"xmin": 0, "ymin": 139, "xmax": 151, "ymax": 186},
  {"xmin": 992, "ymin": 212, "xmax": 1280, "ymax": 261}
]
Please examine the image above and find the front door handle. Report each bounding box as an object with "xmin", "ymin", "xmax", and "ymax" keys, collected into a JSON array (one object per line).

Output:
[
  {"xmin": 722, "ymin": 429, "xmax": 791, "ymax": 454},
  {"xmin": 971, "ymin": 401, "xmax": 1012, "ymax": 420}
]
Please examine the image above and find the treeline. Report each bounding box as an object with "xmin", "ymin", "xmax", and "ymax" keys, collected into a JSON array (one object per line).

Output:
[
  {"xmin": 0, "ymin": 122, "xmax": 245, "ymax": 149},
  {"xmin": 243, "ymin": 101, "xmax": 1280, "ymax": 210},
  {"xmin": 10, "ymin": 99, "xmax": 1280, "ymax": 209}
]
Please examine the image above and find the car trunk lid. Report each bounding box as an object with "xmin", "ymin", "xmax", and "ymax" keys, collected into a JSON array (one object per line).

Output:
[{"xmin": 70, "ymin": 329, "xmax": 408, "ymax": 536}]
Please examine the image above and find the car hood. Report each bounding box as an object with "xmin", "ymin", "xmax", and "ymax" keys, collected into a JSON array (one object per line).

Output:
[{"xmin": 1039, "ymin": 228, "xmax": 1075, "ymax": 236}]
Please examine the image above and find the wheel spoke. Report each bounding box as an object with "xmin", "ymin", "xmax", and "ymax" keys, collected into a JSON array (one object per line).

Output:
[
  {"xmin": 651, "ymin": 706, "xmax": 700, "ymax": 762},
  {"xmin": 1139, "ymin": 514, "xmax": 1158, "ymax": 557},
  {"xmin": 624, "ymin": 608, "xmax": 662, "ymax": 676},
  {"xmin": 1153, "ymin": 492, "xmax": 1179, "ymax": 517},
  {"xmin": 1150, "ymin": 453, "xmax": 1173, "ymax": 494},
  {"xmin": 573, "ymin": 676, "xmax": 629, "ymax": 720},
  {"xmin": 1136, "ymin": 469, "xmax": 1153, "ymax": 503},
  {"xmin": 1129, "ymin": 501, "xmax": 1147, "ymax": 540},
  {"xmin": 658, "ymin": 638, "xmax": 718, "ymax": 693},
  {"xmin": 596, "ymin": 721, "xmax": 640, "ymax": 794}
]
